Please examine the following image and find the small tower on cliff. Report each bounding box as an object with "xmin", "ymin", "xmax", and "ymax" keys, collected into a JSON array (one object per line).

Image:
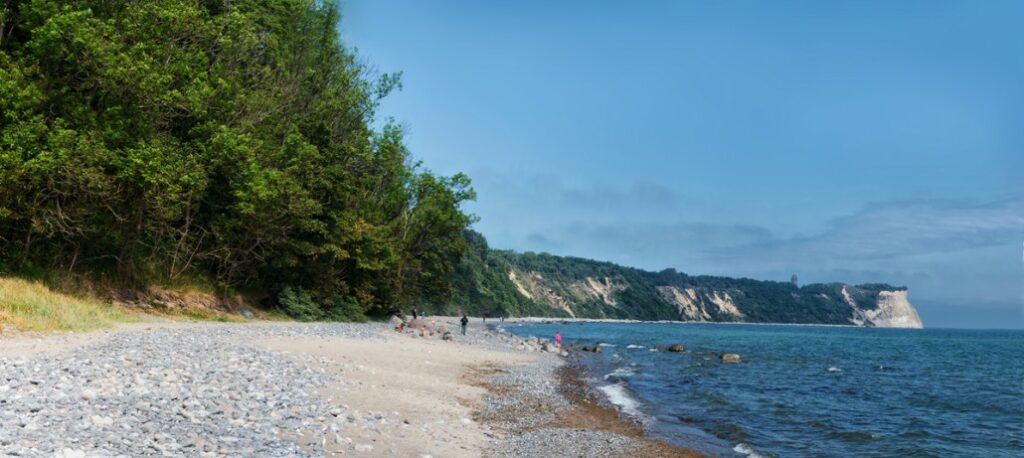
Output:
[{"xmin": 790, "ymin": 274, "xmax": 799, "ymax": 287}]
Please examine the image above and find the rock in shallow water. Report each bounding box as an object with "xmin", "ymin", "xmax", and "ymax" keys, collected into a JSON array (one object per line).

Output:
[{"xmin": 720, "ymin": 353, "xmax": 741, "ymax": 363}]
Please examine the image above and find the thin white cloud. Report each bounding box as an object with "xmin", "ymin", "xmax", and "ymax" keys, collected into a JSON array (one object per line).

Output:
[{"xmin": 720, "ymin": 198, "xmax": 1024, "ymax": 261}]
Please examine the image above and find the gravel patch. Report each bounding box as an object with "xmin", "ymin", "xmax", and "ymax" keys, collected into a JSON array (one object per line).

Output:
[
  {"xmin": 0, "ymin": 323, "xmax": 382, "ymax": 457},
  {"xmin": 464, "ymin": 325, "xmax": 645, "ymax": 458},
  {"xmin": 476, "ymin": 354, "xmax": 568, "ymax": 431},
  {"xmin": 488, "ymin": 428, "xmax": 637, "ymax": 458}
]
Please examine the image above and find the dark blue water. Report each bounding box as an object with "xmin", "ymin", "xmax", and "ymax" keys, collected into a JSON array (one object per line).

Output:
[{"xmin": 504, "ymin": 322, "xmax": 1024, "ymax": 457}]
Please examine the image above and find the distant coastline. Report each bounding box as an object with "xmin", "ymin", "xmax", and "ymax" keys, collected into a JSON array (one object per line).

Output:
[{"xmin": 496, "ymin": 316, "xmax": 877, "ymax": 328}]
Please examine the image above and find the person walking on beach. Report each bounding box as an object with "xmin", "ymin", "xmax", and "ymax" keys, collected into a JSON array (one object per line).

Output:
[
  {"xmin": 412, "ymin": 309, "xmax": 418, "ymax": 320},
  {"xmin": 555, "ymin": 331, "xmax": 562, "ymax": 347},
  {"xmin": 460, "ymin": 314, "xmax": 469, "ymax": 335}
]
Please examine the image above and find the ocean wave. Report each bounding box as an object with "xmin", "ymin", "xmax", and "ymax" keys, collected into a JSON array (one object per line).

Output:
[
  {"xmin": 597, "ymin": 383, "xmax": 643, "ymax": 417},
  {"xmin": 603, "ymin": 366, "xmax": 636, "ymax": 381},
  {"xmin": 626, "ymin": 344, "xmax": 645, "ymax": 349},
  {"xmin": 598, "ymin": 342, "xmax": 617, "ymax": 347},
  {"xmin": 733, "ymin": 443, "xmax": 768, "ymax": 458}
]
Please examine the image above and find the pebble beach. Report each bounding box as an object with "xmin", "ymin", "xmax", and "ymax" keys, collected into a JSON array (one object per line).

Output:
[{"xmin": 0, "ymin": 319, "xmax": 696, "ymax": 457}]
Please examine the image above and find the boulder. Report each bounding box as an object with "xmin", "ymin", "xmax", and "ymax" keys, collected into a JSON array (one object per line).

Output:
[
  {"xmin": 441, "ymin": 331, "xmax": 453, "ymax": 341},
  {"xmin": 239, "ymin": 309, "xmax": 255, "ymax": 320},
  {"xmin": 388, "ymin": 315, "xmax": 405, "ymax": 328},
  {"xmin": 720, "ymin": 353, "xmax": 741, "ymax": 363},
  {"xmin": 667, "ymin": 344, "xmax": 685, "ymax": 353},
  {"xmin": 581, "ymin": 346, "xmax": 602, "ymax": 353}
]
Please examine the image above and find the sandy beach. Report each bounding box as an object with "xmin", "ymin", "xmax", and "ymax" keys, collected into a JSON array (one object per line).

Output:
[
  {"xmin": 0, "ymin": 319, "xmax": 699, "ymax": 457},
  {"xmin": 257, "ymin": 329, "xmax": 531, "ymax": 456}
]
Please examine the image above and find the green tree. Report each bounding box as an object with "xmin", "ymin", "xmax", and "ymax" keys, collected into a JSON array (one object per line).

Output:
[{"xmin": 0, "ymin": 0, "xmax": 474, "ymax": 318}]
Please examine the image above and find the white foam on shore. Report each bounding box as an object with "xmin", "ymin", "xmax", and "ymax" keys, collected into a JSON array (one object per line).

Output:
[
  {"xmin": 625, "ymin": 344, "xmax": 645, "ymax": 349},
  {"xmin": 597, "ymin": 383, "xmax": 642, "ymax": 417}
]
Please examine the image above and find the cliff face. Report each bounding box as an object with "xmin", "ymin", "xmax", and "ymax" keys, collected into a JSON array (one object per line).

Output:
[
  {"xmin": 655, "ymin": 286, "xmax": 744, "ymax": 321},
  {"xmin": 508, "ymin": 270, "xmax": 638, "ymax": 318},
  {"xmin": 853, "ymin": 290, "xmax": 923, "ymax": 328},
  {"xmin": 840, "ymin": 286, "xmax": 924, "ymax": 328},
  {"xmin": 441, "ymin": 232, "xmax": 924, "ymax": 327}
]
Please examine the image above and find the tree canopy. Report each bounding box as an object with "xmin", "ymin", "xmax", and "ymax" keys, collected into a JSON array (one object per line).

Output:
[{"xmin": 0, "ymin": 0, "xmax": 475, "ymax": 318}]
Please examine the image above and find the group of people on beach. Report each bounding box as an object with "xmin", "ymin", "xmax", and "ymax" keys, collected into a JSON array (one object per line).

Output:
[
  {"xmin": 391, "ymin": 309, "xmax": 563, "ymax": 349},
  {"xmin": 389, "ymin": 308, "xmax": 472, "ymax": 339}
]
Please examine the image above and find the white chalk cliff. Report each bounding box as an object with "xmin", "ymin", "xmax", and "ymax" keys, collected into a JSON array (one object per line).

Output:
[
  {"xmin": 656, "ymin": 286, "xmax": 744, "ymax": 321},
  {"xmin": 847, "ymin": 288, "xmax": 923, "ymax": 328}
]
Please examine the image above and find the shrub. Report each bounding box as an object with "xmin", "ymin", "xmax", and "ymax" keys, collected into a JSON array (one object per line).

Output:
[{"xmin": 278, "ymin": 287, "xmax": 322, "ymax": 322}]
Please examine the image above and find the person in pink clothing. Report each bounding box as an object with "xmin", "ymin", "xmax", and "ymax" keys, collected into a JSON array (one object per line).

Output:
[{"xmin": 554, "ymin": 332, "xmax": 562, "ymax": 347}]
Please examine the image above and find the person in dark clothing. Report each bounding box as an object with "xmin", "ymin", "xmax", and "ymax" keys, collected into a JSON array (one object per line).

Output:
[
  {"xmin": 460, "ymin": 314, "xmax": 469, "ymax": 335},
  {"xmin": 412, "ymin": 309, "xmax": 418, "ymax": 320}
]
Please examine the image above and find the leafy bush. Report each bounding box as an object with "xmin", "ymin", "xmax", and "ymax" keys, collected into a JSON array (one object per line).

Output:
[
  {"xmin": 324, "ymin": 296, "xmax": 367, "ymax": 322},
  {"xmin": 278, "ymin": 287, "xmax": 322, "ymax": 322}
]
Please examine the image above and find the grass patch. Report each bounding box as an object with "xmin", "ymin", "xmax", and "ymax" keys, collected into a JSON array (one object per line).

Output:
[
  {"xmin": 253, "ymin": 308, "xmax": 293, "ymax": 321},
  {"xmin": 0, "ymin": 276, "xmax": 140, "ymax": 332}
]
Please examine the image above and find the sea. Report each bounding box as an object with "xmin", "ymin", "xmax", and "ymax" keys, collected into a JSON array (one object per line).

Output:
[{"xmin": 503, "ymin": 322, "xmax": 1024, "ymax": 458}]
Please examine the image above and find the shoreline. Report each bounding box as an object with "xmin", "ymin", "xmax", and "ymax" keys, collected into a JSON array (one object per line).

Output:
[
  {"xmin": 393, "ymin": 316, "xmax": 704, "ymax": 456},
  {"xmin": 463, "ymin": 322, "xmax": 703, "ymax": 457},
  {"xmin": 551, "ymin": 364, "xmax": 705, "ymax": 457}
]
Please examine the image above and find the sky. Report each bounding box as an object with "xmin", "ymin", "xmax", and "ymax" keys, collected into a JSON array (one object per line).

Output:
[{"xmin": 339, "ymin": 0, "xmax": 1024, "ymax": 329}]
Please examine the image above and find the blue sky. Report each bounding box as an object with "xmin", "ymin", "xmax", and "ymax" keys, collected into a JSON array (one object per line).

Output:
[{"xmin": 340, "ymin": 0, "xmax": 1024, "ymax": 329}]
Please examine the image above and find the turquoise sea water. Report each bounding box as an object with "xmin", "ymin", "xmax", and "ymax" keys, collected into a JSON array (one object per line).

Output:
[{"xmin": 504, "ymin": 322, "xmax": 1024, "ymax": 457}]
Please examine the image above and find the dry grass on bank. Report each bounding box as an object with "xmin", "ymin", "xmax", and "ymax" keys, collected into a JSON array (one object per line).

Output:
[
  {"xmin": 0, "ymin": 275, "xmax": 295, "ymax": 334},
  {"xmin": 0, "ymin": 277, "xmax": 140, "ymax": 332}
]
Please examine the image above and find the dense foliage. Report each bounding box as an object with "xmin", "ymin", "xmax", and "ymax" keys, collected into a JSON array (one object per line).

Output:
[
  {"xmin": 432, "ymin": 231, "xmax": 555, "ymax": 318},
  {"xmin": 0, "ymin": 0, "xmax": 474, "ymax": 317}
]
